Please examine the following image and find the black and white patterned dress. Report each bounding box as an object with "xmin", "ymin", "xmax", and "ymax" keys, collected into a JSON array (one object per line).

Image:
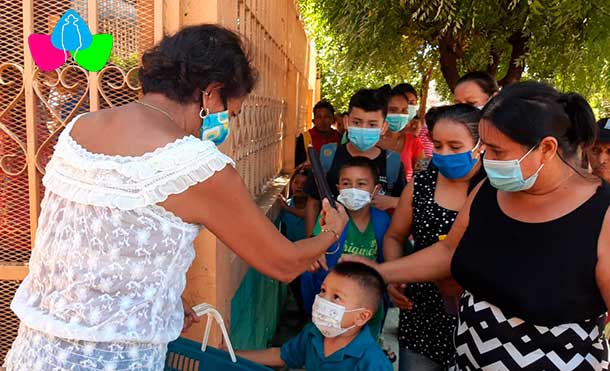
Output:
[
  {"xmin": 452, "ymin": 179, "xmax": 610, "ymax": 370},
  {"xmin": 455, "ymin": 291, "xmax": 608, "ymax": 370},
  {"xmin": 398, "ymin": 167, "xmax": 458, "ymax": 367}
]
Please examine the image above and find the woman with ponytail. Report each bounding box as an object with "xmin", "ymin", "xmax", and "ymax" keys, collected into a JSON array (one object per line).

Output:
[{"xmin": 346, "ymin": 82, "xmax": 610, "ymax": 370}]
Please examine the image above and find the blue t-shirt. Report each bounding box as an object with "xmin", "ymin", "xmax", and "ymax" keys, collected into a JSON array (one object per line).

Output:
[
  {"xmin": 280, "ymin": 323, "xmax": 392, "ymax": 371},
  {"xmin": 278, "ymin": 198, "xmax": 306, "ymax": 242}
]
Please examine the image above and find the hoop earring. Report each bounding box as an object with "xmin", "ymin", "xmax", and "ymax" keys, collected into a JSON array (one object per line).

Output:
[{"xmin": 199, "ymin": 107, "xmax": 210, "ymax": 119}]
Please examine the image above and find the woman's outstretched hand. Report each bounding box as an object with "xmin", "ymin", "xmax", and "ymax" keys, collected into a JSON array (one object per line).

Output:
[
  {"xmin": 307, "ymin": 199, "xmax": 346, "ymax": 273},
  {"xmin": 319, "ymin": 198, "xmax": 348, "ymax": 235}
]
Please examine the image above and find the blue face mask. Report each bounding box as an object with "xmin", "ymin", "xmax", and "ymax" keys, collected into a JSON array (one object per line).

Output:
[
  {"xmin": 348, "ymin": 127, "xmax": 381, "ymax": 151},
  {"xmin": 199, "ymin": 90, "xmax": 230, "ymax": 146},
  {"xmin": 432, "ymin": 141, "xmax": 480, "ymax": 179},
  {"xmin": 386, "ymin": 114, "xmax": 410, "ymax": 132},
  {"xmin": 200, "ymin": 110, "xmax": 230, "ymax": 145},
  {"xmin": 386, "ymin": 105, "xmax": 418, "ymax": 132},
  {"xmin": 483, "ymin": 146, "xmax": 544, "ymax": 192}
]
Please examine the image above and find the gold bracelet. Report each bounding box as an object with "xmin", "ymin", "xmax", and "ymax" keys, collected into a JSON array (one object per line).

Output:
[{"xmin": 321, "ymin": 227, "xmax": 340, "ymax": 242}]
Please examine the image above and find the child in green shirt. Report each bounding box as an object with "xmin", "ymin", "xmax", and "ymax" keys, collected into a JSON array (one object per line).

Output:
[{"xmin": 302, "ymin": 156, "xmax": 391, "ymax": 338}]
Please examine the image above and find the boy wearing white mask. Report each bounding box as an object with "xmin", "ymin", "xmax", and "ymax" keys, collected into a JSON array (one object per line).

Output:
[
  {"xmin": 237, "ymin": 262, "xmax": 392, "ymax": 371},
  {"xmin": 301, "ymin": 157, "xmax": 391, "ymax": 338}
]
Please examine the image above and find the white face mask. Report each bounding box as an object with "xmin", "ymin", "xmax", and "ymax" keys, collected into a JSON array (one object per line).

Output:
[
  {"xmin": 475, "ymin": 98, "xmax": 491, "ymax": 110},
  {"xmin": 311, "ymin": 295, "xmax": 365, "ymax": 338},
  {"xmin": 337, "ymin": 188, "xmax": 372, "ymax": 211}
]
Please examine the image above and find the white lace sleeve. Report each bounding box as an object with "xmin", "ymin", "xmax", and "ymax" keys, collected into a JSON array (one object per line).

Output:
[{"xmin": 43, "ymin": 128, "xmax": 235, "ymax": 210}]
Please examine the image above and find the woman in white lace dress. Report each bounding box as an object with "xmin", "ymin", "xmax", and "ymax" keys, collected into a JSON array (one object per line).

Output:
[{"xmin": 3, "ymin": 24, "xmax": 347, "ymax": 371}]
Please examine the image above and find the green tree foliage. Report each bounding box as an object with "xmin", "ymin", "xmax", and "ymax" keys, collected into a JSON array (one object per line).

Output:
[
  {"xmin": 299, "ymin": 1, "xmax": 423, "ymax": 111},
  {"xmin": 300, "ymin": 0, "xmax": 610, "ymax": 113}
]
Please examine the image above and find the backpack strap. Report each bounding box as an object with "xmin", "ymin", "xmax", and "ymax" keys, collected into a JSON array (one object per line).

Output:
[
  {"xmin": 386, "ymin": 150, "xmax": 401, "ymax": 193},
  {"xmin": 370, "ymin": 207, "xmax": 391, "ymax": 263},
  {"xmin": 303, "ymin": 130, "xmax": 313, "ymax": 162},
  {"xmin": 319, "ymin": 143, "xmax": 338, "ymax": 174}
]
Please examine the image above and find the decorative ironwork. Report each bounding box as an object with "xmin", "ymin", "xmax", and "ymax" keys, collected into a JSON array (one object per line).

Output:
[
  {"xmin": 32, "ymin": 65, "xmax": 90, "ymax": 174},
  {"xmin": 0, "ymin": 280, "xmax": 21, "ymax": 361},
  {"xmin": 0, "ymin": 63, "xmax": 26, "ymax": 177},
  {"xmin": 98, "ymin": 64, "xmax": 141, "ymax": 107}
]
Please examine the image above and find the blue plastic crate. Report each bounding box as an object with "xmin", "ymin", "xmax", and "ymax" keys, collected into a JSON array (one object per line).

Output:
[{"xmin": 165, "ymin": 337, "xmax": 275, "ymax": 371}]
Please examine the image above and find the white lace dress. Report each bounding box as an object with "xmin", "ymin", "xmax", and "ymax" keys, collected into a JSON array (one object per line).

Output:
[{"xmin": 3, "ymin": 114, "xmax": 234, "ymax": 370}]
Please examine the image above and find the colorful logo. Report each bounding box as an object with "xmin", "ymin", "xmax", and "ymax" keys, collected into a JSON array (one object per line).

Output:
[{"xmin": 28, "ymin": 10, "xmax": 113, "ymax": 72}]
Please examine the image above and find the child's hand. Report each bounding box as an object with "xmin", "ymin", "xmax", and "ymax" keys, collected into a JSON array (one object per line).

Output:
[
  {"xmin": 405, "ymin": 118, "xmax": 423, "ymax": 136},
  {"xmin": 371, "ymin": 194, "xmax": 399, "ymax": 211},
  {"xmin": 308, "ymin": 254, "xmax": 328, "ymax": 272},
  {"xmin": 388, "ymin": 283, "xmax": 413, "ymax": 310},
  {"xmin": 278, "ymin": 195, "xmax": 289, "ymax": 209}
]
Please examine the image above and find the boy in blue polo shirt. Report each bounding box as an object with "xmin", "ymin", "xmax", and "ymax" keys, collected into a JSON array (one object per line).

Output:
[
  {"xmin": 301, "ymin": 156, "xmax": 391, "ymax": 339},
  {"xmin": 236, "ymin": 262, "xmax": 392, "ymax": 371}
]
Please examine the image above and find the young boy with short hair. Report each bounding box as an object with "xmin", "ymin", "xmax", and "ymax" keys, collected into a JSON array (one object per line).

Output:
[
  {"xmin": 236, "ymin": 262, "xmax": 392, "ymax": 371},
  {"xmin": 301, "ymin": 156, "xmax": 391, "ymax": 338}
]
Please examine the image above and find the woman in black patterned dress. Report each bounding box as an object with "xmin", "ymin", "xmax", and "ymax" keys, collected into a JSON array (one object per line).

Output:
[
  {"xmin": 384, "ymin": 104, "xmax": 485, "ymax": 370},
  {"xmin": 347, "ymin": 82, "xmax": 610, "ymax": 370}
]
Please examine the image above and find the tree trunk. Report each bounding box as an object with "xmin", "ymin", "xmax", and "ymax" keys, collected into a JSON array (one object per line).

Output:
[
  {"xmin": 499, "ymin": 31, "xmax": 529, "ymax": 86},
  {"xmin": 418, "ymin": 66, "xmax": 434, "ymax": 118},
  {"xmin": 438, "ymin": 33, "xmax": 461, "ymax": 92},
  {"xmin": 487, "ymin": 50, "xmax": 501, "ymax": 78}
]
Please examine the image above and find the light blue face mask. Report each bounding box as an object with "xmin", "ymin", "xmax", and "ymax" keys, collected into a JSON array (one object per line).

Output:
[
  {"xmin": 386, "ymin": 114, "xmax": 409, "ymax": 132},
  {"xmin": 199, "ymin": 90, "xmax": 231, "ymax": 146},
  {"xmin": 386, "ymin": 105, "xmax": 418, "ymax": 132},
  {"xmin": 408, "ymin": 105, "xmax": 418, "ymax": 120},
  {"xmin": 483, "ymin": 146, "xmax": 544, "ymax": 192},
  {"xmin": 347, "ymin": 127, "xmax": 381, "ymax": 151},
  {"xmin": 200, "ymin": 110, "xmax": 230, "ymax": 146}
]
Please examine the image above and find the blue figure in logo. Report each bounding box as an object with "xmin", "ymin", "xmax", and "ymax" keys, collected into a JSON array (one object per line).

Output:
[{"xmin": 51, "ymin": 10, "xmax": 92, "ymax": 54}]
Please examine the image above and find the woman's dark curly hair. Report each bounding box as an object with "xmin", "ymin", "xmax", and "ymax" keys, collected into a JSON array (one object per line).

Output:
[{"xmin": 138, "ymin": 24, "xmax": 257, "ymax": 104}]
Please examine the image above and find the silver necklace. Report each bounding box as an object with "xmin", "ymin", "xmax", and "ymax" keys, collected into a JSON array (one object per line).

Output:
[{"xmin": 135, "ymin": 100, "xmax": 176, "ymax": 124}]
